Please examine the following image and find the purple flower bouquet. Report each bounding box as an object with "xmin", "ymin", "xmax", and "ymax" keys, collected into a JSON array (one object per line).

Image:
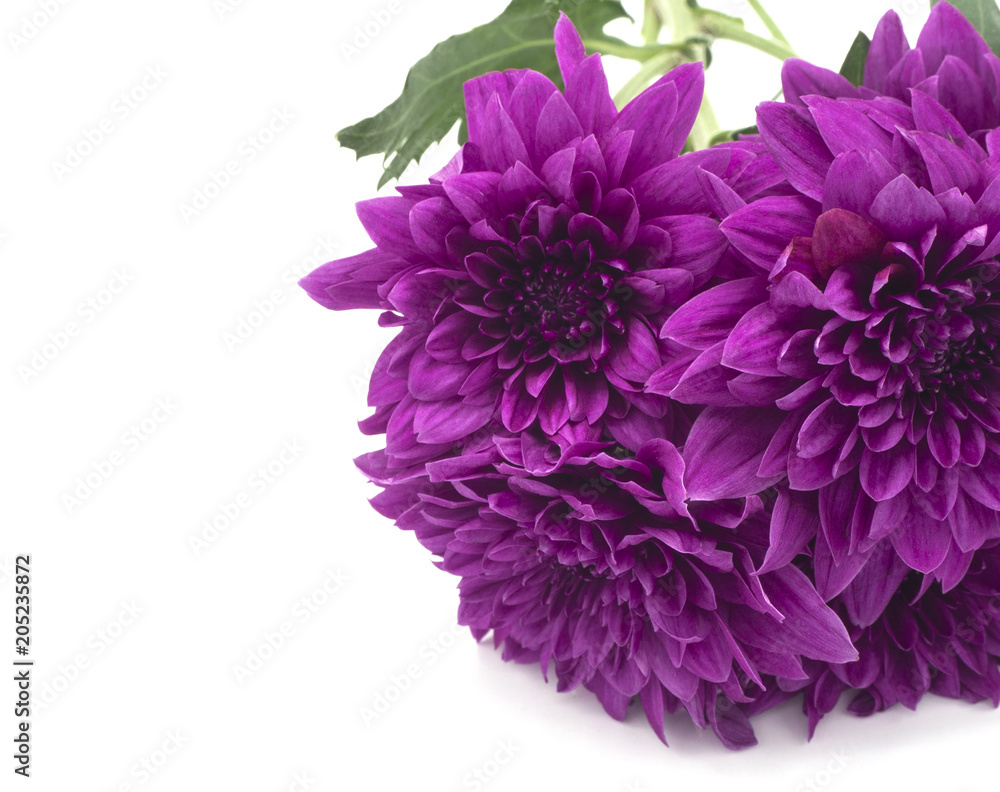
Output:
[{"xmin": 301, "ymin": 0, "xmax": 1000, "ymax": 748}]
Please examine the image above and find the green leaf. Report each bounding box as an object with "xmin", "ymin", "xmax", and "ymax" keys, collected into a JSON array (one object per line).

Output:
[
  {"xmin": 932, "ymin": 0, "xmax": 1000, "ymax": 56},
  {"xmin": 838, "ymin": 31, "xmax": 871, "ymax": 87},
  {"xmin": 706, "ymin": 124, "xmax": 758, "ymax": 147},
  {"xmin": 338, "ymin": 0, "xmax": 631, "ymax": 189}
]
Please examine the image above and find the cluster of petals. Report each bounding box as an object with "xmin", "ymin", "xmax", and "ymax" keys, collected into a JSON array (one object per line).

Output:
[
  {"xmin": 302, "ymin": 3, "xmax": 1000, "ymax": 747},
  {"xmin": 359, "ymin": 436, "xmax": 855, "ymax": 749},
  {"xmin": 662, "ymin": 1, "xmax": 1000, "ymax": 597}
]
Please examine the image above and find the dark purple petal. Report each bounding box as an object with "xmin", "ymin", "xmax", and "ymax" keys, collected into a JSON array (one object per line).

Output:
[
  {"xmin": 683, "ymin": 407, "xmax": 787, "ymax": 500},
  {"xmin": 756, "ymin": 102, "xmax": 833, "ymax": 200},
  {"xmin": 661, "ymin": 277, "xmax": 767, "ymax": 349},
  {"xmin": 864, "ymin": 10, "xmax": 909, "ymax": 93},
  {"xmin": 758, "ymin": 488, "xmax": 819, "ymax": 574},
  {"xmin": 721, "ymin": 196, "xmax": 819, "ymax": 271},
  {"xmin": 782, "ymin": 59, "xmax": 860, "ymax": 105},
  {"xmin": 889, "ymin": 504, "xmax": 950, "ymax": 573},
  {"xmin": 721, "ymin": 303, "xmax": 787, "ymax": 377},
  {"xmin": 812, "ymin": 208, "xmax": 887, "ymax": 279},
  {"xmin": 859, "ymin": 443, "xmax": 915, "ymax": 501},
  {"xmin": 869, "ymin": 175, "xmax": 945, "ymax": 240}
]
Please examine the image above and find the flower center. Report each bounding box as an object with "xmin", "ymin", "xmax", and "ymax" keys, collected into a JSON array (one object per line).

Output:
[
  {"xmin": 918, "ymin": 332, "xmax": 998, "ymax": 393},
  {"xmin": 902, "ymin": 279, "xmax": 999, "ymax": 394},
  {"xmin": 492, "ymin": 237, "xmax": 620, "ymax": 354}
]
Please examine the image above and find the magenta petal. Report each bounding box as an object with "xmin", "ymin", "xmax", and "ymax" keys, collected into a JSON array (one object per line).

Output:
[
  {"xmin": 839, "ymin": 538, "xmax": 909, "ymax": 626},
  {"xmin": 927, "ymin": 411, "xmax": 961, "ymax": 468},
  {"xmin": 813, "ymin": 532, "xmax": 872, "ymax": 600},
  {"xmin": 413, "ymin": 397, "xmax": 492, "ymax": 444},
  {"xmin": 650, "ymin": 62, "xmax": 704, "ymax": 160},
  {"xmin": 916, "ymin": 1, "xmax": 991, "ymax": 73},
  {"xmin": 912, "ymin": 131, "xmax": 982, "ymax": 196},
  {"xmin": 859, "ymin": 443, "xmax": 915, "ymax": 501},
  {"xmin": 654, "ymin": 215, "xmax": 728, "ymax": 285},
  {"xmin": 660, "ymin": 277, "xmax": 767, "ymax": 349},
  {"xmin": 762, "ymin": 564, "xmax": 858, "ymax": 663},
  {"xmin": 299, "ymin": 249, "xmax": 405, "ymax": 310},
  {"xmin": 889, "ymin": 505, "xmax": 950, "ymax": 573},
  {"xmin": 464, "ymin": 71, "xmax": 523, "ymax": 145},
  {"xmin": 757, "ymin": 489, "xmax": 819, "ymax": 574},
  {"xmin": 797, "ymin": 397, "xmax": 856, "ymax": 459},
  {"xmin": 553, "ymin": 12, "xmax": 586, "ymax": 84},
  {"xmin": 670, "ymin": 342, "xmax": 743, "ymax": 406},
  {"xmin": 533, "ymin": 91, "xmax": 585, "ymax": 164},
  {"xmin": 443, "ymin": 172, "xmax": 502, "ymax": 225},
  {"xmin": 869, "ymin": 174, "xmax": 945, "ymax": 240},
  {"xmin": 608, "ymin": 315, "xmax": 660, "ymax": 381},
  {"xmin": 864, "ymin": 10, "xmax": 909, "ymax": 92},
  {"xmin": 500, "ymin": 382, "xmax": 539, "ymax": 432},
  {"xmin": 959, "ymin": 451, "xmax": 1000, "ymax": 509},
  {"xmin": 805, "ymin": 95, "xmax": 892, "ymax": 158},
  {"xmin": 812, "ymin": 208, "xmax": 887, "ymax": 279},
  {"xmin": 683, "ymin": 407, "xmax": 786, "ymax": 500},
  {"xmin": 409, "ymin": 197, "xmax": 465, "ymax": 264},
  {"xmin": 950, "ymin": 491, "xmax": 997, "ymax": 553},
  {"xmin": 564, "ymin": 54, "xmax": 616, "ymax": 137},
  {"xmin": 612, "ymin": 81, "xmax": 679, "ymax": 179},
  {"xmin": 721, "ymin": 303, "xmax": 787, "ymax": 377},
  {"xmin": 425, "ymin": 312, "xmax": 478, "ymax": 362},
  {"xmin": 756, "ymin": 102, "xmax": 832, "ymax": 200},
  {"xmin": 822, "ymin": 150, "xmax": 890, "ymax": 218},
  {"xmin": 782, "ymin": 59, "xmax": 860, "ymax": 105},
  {"xmin": 356, "ymin": 196, "xmax": 422, "ymax": 259},
  {"xmin": 911, "ymin": 90, "xmax": 980, "ymax": 159},
  {"xmin": 818, "ymin": 474, "xmax": 861, "ymax": 564},
  {"xmin": 479, "ymin": 95, "xmax": 531, "ymax": 172},
  {"xmin": 721, "ymin": 196, "xmax": 819, "ymax": 271},
  {"xmin": 507, "ymin": 70, "xmax": 560, "ymax": 155}
]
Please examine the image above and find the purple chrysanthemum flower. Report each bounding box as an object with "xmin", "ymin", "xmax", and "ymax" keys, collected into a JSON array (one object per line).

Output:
[
  {"xmin": 749, "ymin": 541, "xmax": 1000, "ymax": 738},
  {"xmin": 360, "ymin": 437, "xmax": 856, "ymax": 749},
  {"xmin": 656, "ymin": 40, "xmax": 1000, "ymax": 590},
  {"xmin": 781, "ymin": 2, "xmax": 1000, "ymax": 138},
  {"xmin": 299, "ymin": 15, "xmax": 781, "ymax": 473}
]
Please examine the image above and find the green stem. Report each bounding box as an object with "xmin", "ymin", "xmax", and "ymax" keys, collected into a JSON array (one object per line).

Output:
[
  {"xmin": 613, "ymin": 47, "xmax": 687, "ymax": 107},
  {"xmin": 745, "ymin": 0, "xmax": 792, "ymax": 48},
  {"xmin": 581, "ymin": 38, "xmax": 688, "ymax": 62},
  {"xmin": 688, "ymin": 96, "xmax": 721, "ymax": 151},
  {"xmin": 640, "ymin": 0, "xmax": 663, "ymax": 45},
  {"xmin": 657, "ymin": 0, "xmax": 698, "ymax": 41},
  {"xmin": 696, "ymin": 10, "xmax": 796, "ymax": 61}
]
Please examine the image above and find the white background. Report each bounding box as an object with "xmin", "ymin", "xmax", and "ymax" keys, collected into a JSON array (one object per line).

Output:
[{"xmin": 3, "ymin": 0, "xmax": 993, "ymax": 790}]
